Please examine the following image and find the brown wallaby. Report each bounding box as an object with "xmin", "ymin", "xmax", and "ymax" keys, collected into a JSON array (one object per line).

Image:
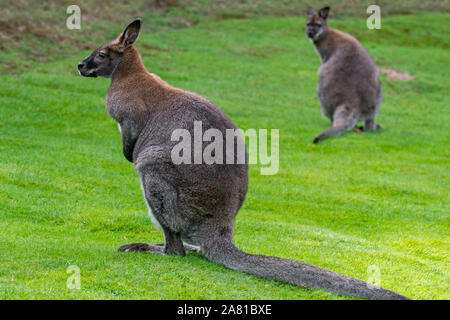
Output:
[
  {"xmin": 78, "ymin": 19, "xmax": 408, "ymax": 300},
  {"xmin": 306, "ymin": 6, "xmax": 382, "ymax": 144}
]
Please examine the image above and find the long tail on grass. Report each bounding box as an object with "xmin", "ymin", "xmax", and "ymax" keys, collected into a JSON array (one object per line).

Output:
[{"xmin": 202, "ymin": 239, "xmax": 409, "ymax": 300}]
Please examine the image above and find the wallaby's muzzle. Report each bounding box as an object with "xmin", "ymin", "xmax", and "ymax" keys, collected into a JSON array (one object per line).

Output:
[
  {"xmin": 306, "ymin": 29, "xmax": 315, "ymax": 39},
  {"xmin": 78, "ymin": 58, "xmax": 98, "ymax": 77}
]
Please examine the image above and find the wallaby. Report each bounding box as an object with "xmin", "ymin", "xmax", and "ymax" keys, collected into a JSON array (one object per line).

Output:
[
  {"xmin": 78, "ymin": 20, "xmax": 408, "ymax": 300},
  {"xmin": 306, "ymin": 6, "xmax": 382, "ymax": 144}
]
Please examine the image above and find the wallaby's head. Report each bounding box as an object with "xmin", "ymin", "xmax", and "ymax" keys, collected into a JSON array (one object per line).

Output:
[
  {"xmin": 78, "ymin": 19, "xmax": 142, "ymax": 78},
  {"xmin": 306, "ymin": 6, "xmax": 330, "ymax": 42}
]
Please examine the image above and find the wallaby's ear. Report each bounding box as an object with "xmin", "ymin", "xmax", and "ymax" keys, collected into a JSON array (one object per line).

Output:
[
  {"xmin": 307, "ymin": 7, "xmax": 316, "ymax": 16},
  {"xmin": 318, "ymin": 6, "xmax": 330, "ymax": 20},
  {"xmin": 118, "ymin": 19, "xmax": 142, "ymax": 50}
]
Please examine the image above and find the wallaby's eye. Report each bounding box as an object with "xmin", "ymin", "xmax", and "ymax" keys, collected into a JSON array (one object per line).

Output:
[{"xmin": 98, "ymin": 52, "xmax": 107, "ymax": 59}]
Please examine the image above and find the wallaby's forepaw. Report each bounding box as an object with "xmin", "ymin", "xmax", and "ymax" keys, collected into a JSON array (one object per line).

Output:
[
  {"xmin": 118, "ymin": 243, "xmax": 154, "ymax": 252},
  {"xmin": 313, "ymin": 137, "xmax": 320, "ymax": 144}
]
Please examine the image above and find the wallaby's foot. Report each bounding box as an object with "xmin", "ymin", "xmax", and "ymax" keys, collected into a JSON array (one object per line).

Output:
[
  {"xmin": 363, "ymin": 124, "xmax": 381, "ymax": 131},
  {"xmin": 118, "ymin": 243, "xmax": 164, "ymax": 254},
  {"xmin": 352, "ymin": 126, "xmax": 364, "ymax": 133},
  {"xmin": 364, "ymin": 120, "xmax": 381, "ymax": 131},
  {"xmin": 156, "ymin": 243, "xmax": 201, "ymax": 253},
  {"xmin": 118, "ymin": 242, "xmax": 187, "ymax": 256}
]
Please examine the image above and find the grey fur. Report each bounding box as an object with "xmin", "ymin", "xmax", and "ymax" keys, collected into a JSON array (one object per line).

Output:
[
  {"xmin": 78, "ymin": 20, "xmax": 408, "ymax": 300},
  {"xmin": 306, "ymin": 7, "xmax": 382, "ymax": 144}
]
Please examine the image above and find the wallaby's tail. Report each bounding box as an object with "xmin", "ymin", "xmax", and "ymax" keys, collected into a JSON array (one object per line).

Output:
[
  {"xmin": 313, "ymin": 124, "xmax": 352, "ymax": 144},
  {"xmin": 202, "ymin": 239, "xmax": 409, "ymax": 300},
  {"xmin": 313, "ymin": 104, "xmax": 359, "ymax": 144}
]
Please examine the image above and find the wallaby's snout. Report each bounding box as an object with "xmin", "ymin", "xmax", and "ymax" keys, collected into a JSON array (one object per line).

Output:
[
  {"xmin": 78, "ymin": 55, "xmax": 98, "ymax": 77},
  {"xmin": 77, "ymin": 48, "xmax": 115, "ymax": 78},
  {"xmin": 77, "ymin": 19, "xmax": 142, "ymax": 78}
]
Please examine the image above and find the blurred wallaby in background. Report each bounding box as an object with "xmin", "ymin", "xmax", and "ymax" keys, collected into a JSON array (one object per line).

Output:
[{"xmin": 306, "ymin": 6, "xmax": 382, "ymax": 144}]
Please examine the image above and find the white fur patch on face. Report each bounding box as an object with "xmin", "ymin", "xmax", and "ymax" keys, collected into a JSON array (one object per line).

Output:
[
  {"xmin": 314, "ymin": 29, "xmax": 324, "ymax": 41},
  {"xmin": 117, "ymin": 123, "xmax": 122, "ymax": 134}
]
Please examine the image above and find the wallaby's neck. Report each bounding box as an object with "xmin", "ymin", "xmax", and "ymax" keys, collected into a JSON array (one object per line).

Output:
[
  {"xmin": 106, "ymin": 44, "xmax": 182, "ymax": 128},
  {"xmin": 110, "ymin": 45, "xmax": 178, "ymax": 97},
  {"xmin": 314, "ymin": 28, "xmax": 360, "ymax": 63},
  {"xmin": 112, "ymin": 46, "xmax": 147, "ymax": 81},
  {"xmin": 314, "ymin": 28, "xmax": 337, "ymax": 63}
]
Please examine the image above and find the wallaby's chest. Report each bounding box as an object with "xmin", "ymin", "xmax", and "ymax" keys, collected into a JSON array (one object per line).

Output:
[
  {"xmin": 106, "ymin": 89, "xmax": 143, "ymax": 124},
  {"xmin": 105, "ymin": 91, "xmax": 126, "ymax": 121}
]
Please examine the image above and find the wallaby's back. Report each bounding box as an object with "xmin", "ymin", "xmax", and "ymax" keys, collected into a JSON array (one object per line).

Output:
[{"xmin": 318, "ymin": 28, "xmax": 381, "ymax": 121}]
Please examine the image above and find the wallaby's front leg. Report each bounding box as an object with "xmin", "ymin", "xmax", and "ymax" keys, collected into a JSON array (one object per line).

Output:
[{"xmin": 119, "ymin": 119, "xmax": 138, "ymax": 163}]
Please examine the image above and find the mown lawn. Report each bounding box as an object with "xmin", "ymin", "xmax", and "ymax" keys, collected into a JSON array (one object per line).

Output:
[{"xmin": 0, "ymin": 13, "xmax": 448, "ymax": 299}]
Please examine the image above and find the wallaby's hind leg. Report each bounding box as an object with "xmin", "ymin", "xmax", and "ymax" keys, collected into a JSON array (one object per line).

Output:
[
  {"xmin": 118, "ymin": 166, "xmax": 187, "ymax": 256},
  {"xmin": 160, "ymin": 228, "xmax": 186, "ymax": 256},
  {"xmin": 118, "ymin": 231, "xmax": 187, "ymax": 256},
  {"xmin": 364, "ymin": 119, "xmax": 381, "ymax": 131},
  {"xmin": 313, "ymin": 105, "xmax": 358, "ymax": 144},
  {"xmin": 118, "ymin": 227, "xmax": 186, "ymax": 256},
  {"xmin": 363, "ymin": 84, "xmax": 383, "ymax": 132}
]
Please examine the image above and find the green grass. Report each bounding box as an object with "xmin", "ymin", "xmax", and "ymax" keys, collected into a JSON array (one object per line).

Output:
[
  {"xmin": 0, "ymin": 13, "xmax": 449, "ymax": 299},
  {"xmin": 1, "ymin": 0, "xmax": 449, "ymax": 73}
]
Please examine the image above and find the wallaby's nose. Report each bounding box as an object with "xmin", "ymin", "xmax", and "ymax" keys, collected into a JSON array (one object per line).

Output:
[{"xmin": 78, "ymin": 62, "xmax": 85, "ymax": 70}]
